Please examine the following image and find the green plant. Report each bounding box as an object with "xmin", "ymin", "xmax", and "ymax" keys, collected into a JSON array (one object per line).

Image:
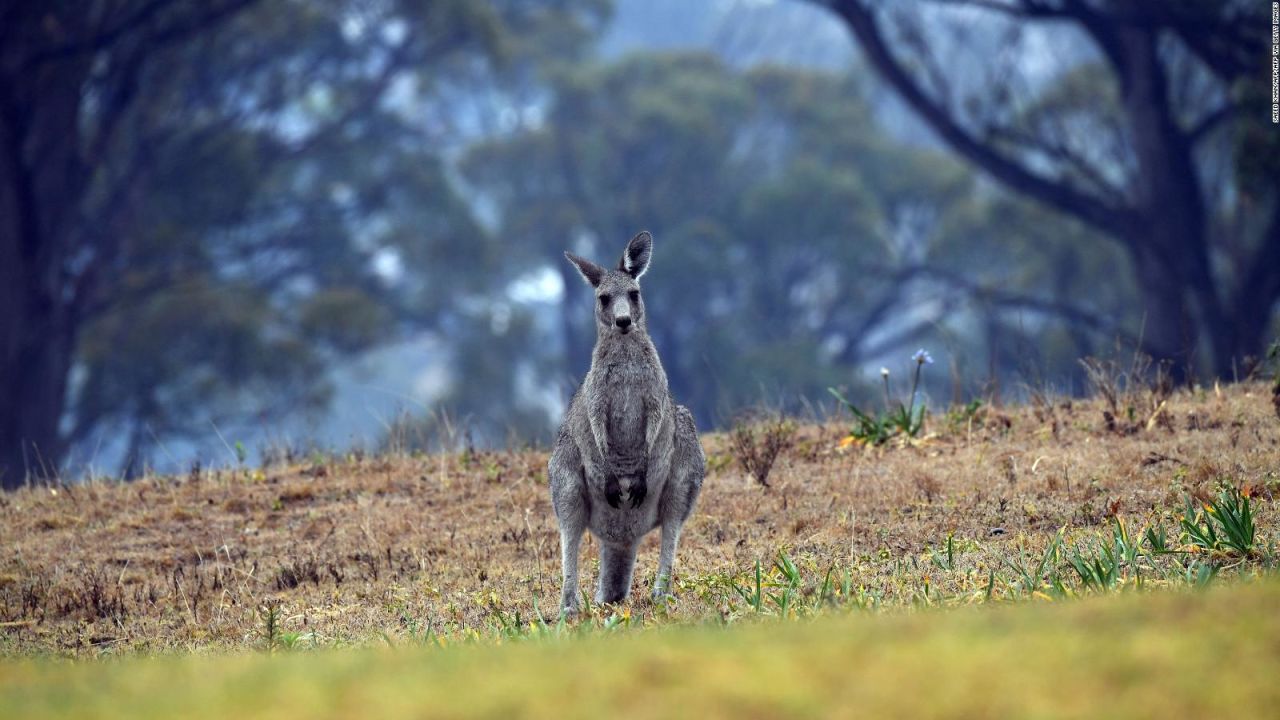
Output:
[
  {"xmin": 814, "ymin": 567, "xmax": 836, "ymax": 610},
  {"xmin": 946, "ymin": 400, "xmax": 984, "ymax": 430},
  {"xmin": 830, "ymin": 350, "xmax": 933, "ymax": 446},
  {"xmin": 1186, "ymin": 560, "xmax": 1219, "ymax": 587},
  {"xmin": 929, "ymin": 533, "xmax": 958, "ymax": 572},
  {"xmin": 1145, "ymin": 524, "xmax": 1171, "ymax": 555},
  {"xmin": 769, "ymin": 551, "xmax": 802, "ymax": 617},
  {"xmin": 733, "ymin": 559, "xmax": 766, "ymax": 614},
  {"xmin": 1180, "ymin": 486, "xmax": 1255, "ymax": 560},
  {"xmin": 259, "ymin": 602, "xmax": 282, "ymax": 651},
  {"xmin": 1004, "ymin": 531, "xmax": 1064, "ymax": 597},
  {"xmin": 277, "ymin": 631, "xmax": 307, "ymax": 650},
  {"xmin": 1068, "ymin": 542, "xmax": 1120, "ymax": 591},
  {"xmin": 828, "ymin": 390, "xmax": 895, "ymax": 446}
]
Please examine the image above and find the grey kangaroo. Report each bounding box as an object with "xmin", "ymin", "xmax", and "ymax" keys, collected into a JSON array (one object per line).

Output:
[{"xmin": 549, "ymin": 231, "xmax": 705, "ymax": 614}]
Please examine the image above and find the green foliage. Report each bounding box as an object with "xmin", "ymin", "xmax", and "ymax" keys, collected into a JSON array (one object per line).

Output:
[
  {"xmin": 946, "ymin": 400, "xmax": 984, "ymax": 430},
  {"xmin": 829, "ymin": 351, "xmax": 932, "ymax": 446},
  {"xmin": 929, "ymin": 533, "xmax": 958, "ymax": 572},
  {"xmin": 1005, "ymin": 531, "xmax": 1064, "ymax": 597},
  {"xmin": 827, "ymin": 389, "xmax": 896, "ymax": 446},
  {"xmin": 733, "ymin": 559, "xmax": 766, "ymax": 615},
  {"xmin": 731, "ymin": 551, "xmax": 807, "ymax": 618},
  {"xmin": 259, "ymin": 603, "xmax": 282, "ymax": 652},
  {"xmin": 1180, "ymin": 487, "xmax": 1256, "ymax": 560},
  {"xmin": 1067, "ymin": 519, "xmax": 1133, "ymax": 592}
]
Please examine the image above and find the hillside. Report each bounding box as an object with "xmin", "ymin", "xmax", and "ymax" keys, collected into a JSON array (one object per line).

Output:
[{"xmin": 1, "ymin": 381, "xmax": 1278, "ymax": 657}]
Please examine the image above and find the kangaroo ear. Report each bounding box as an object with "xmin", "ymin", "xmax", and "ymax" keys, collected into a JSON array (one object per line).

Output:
[
  {"xmin": 565, "ymin": 252, "xmax": 604, "ymax": 287},
  {"xmin": 618, "ymin": 231, "xmax": 652, "ymax": 279}
]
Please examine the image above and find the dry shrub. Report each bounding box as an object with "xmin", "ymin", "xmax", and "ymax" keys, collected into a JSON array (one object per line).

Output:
[
  {"xmin": 914, "ymin": 474, "xmax": 941, "ymax": 503},
  {"xmin": 729, "ymin": 412, "xmax": 796, "ymax": 488},
  {"xmin": 1080, "ymin": 353, "xmax": 1174, "ymax": 434}
]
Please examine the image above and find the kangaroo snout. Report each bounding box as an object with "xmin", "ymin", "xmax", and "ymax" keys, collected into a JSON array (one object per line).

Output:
[{"xmin": 615, "ymin": 316, "xmax": 632, "ymax": 331}]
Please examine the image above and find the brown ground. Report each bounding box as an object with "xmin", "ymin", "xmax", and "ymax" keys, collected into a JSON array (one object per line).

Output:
[{"xmin": 2, "ymin": 381, "xmax": 1278, "ymax": 656}]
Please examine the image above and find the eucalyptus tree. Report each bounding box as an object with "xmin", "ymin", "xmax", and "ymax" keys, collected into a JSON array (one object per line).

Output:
[
  {"xmin": 818, "ymin": 0, "xmax": 1278, "ymax": 378},
  {"xmin": 0, "ymin": 0, "xmax": 606, "ymax": 484},
  {"xmin": 464, "ymin": 53, "xmax": 1104, "ymax": 425}
]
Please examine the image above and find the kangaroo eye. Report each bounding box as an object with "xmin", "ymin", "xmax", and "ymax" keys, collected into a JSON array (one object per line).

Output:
[
  {"xmin": 598, "ymin": 294, "xmax": 611, "ymax": 307},
  {"xmin": 628, "ymin": 290, "xmax": 639, "ymax": 304}
]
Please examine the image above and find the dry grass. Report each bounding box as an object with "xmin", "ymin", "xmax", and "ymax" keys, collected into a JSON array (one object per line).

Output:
[{"xmin": 1, "ymin": 381, "xmax": 1278, "ymax": 657}]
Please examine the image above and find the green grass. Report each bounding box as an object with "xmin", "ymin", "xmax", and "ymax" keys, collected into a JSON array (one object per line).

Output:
[{"xmin": 3, "ymin": 578, "xmax": 1278, "ymax": 720}]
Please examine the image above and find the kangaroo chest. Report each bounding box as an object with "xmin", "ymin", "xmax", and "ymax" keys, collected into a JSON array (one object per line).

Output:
[{"xmin": 599, "ymin": 363, "xmax": 654, "ymax": 454}]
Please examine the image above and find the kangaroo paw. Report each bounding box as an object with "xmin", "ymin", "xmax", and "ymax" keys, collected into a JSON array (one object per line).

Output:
[
  {"xmin": 604, "ymin": 472, "xmax": 623, "ymax": 509},
  {"xmin": 629, "ymin": 477, "xmax": 647, "ymax": 508}
]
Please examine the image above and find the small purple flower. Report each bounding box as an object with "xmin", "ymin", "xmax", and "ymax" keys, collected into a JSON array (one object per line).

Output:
[{"xmin": 912, "ymin": 348, "xmax": 934, "ymax": 365}]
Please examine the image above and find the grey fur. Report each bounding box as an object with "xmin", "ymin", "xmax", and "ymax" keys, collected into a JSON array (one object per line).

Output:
[{"xmin": 549, "ymin": 231, "xmax": 704, "ymax": 613}]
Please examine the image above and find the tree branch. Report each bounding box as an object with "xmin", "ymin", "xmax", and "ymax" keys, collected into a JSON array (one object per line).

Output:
[
  {"xmin": 986, "ymin": 123, "xmax": 1124, "ymax": 198},
  {"xmin": 822, "ymin": 0, "xmax": 1135, "ymax": 240},
  {"xmin": 24, "ymin": 0, "xmax": 258, "ymax": 68},
  {"xmin": 1186, "ymin": 103, "xmax": 1235, "ymax": 146}
]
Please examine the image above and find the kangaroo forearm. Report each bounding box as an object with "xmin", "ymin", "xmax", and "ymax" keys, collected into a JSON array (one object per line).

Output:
[
  {"xmin": 586, "ymin": 387, "xmax": 610, "ymax": 460},
  {"xmin": 588, "ymin": 414, "xmax": 609, "ymax": 460},
  {"xmin": 645, "ymin": 400, "xmax": 671, "ymax": 454},
  {"xmin": 578, "ymin": 433, "xmax": 606, "ymax": 479}
]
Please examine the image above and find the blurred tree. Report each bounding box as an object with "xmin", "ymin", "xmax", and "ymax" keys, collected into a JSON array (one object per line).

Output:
[
  {"xmin": 463, "ymin": 53, "xmax": 1099, "ymax": 427},
  {"xmin": 820, "ymin": 0, "xmax": 1279, "ymax": 380},
  {"xmin": 0, "ymin": 0, "xmax": 607, "ymax": 485}
]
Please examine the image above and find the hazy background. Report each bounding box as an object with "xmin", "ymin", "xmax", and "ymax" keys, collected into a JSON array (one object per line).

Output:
[{"xmin": 1, "ymin": 0, "xmax": 1275, "ymax": 484}]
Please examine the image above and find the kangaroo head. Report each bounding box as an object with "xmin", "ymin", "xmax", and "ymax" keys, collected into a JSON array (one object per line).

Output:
[{"xmin": 565, "ymin": 231, "xmax": 653, "ymax": 337}]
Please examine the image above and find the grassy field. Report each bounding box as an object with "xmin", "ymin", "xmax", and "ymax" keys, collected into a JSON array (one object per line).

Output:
[
  {"xmin": 0, "ymin": 377, "xmax": 1278, "ymax": 715},
  {"xmin": 2, "ymin": 579, "xmax": 1279, "ymax": 719}
]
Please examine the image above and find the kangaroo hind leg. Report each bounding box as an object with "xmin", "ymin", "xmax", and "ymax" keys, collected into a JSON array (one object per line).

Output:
[
  {"xmin": 549, "ymin": 436, "xmax": 588, "ymax": 615},
  {"xmin": 596, "ymin": 542, "xmax": 639, "ymax": 605},
  {"xmin": 654, "ymin": 405, "xmax": 705, "ymax": 599}
]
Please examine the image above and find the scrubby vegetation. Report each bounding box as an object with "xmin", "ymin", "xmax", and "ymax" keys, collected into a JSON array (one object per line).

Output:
[
  {"xmin": 1, "ymin": 381, "xmax": 1277, "ymax": 658},
  {"xmin": 0, "ymin": 379, "xmax": 1277, "ymax": 716}
]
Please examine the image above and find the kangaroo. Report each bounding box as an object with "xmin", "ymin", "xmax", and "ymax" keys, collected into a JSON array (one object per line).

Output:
[{"xmin": 549, "ymin": 231, "xmax": 705, "ymax": 614}]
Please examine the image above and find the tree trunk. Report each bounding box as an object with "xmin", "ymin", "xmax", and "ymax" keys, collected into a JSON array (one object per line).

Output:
[
  {"xmin": 0, "ymin": 171, "xmax": 76, "ymax": 489},
  {"xmin": 1226, "ymin": 205, "xmax": 1280, "ymax": 370},
  {"xmin": 1116, "ymin": 24, "xmax": 1214, "ymax": 380},
  {"xmin": 0, "ymin": 57, "xmax": 89, "ymax": 488},
  {"xmin": 1128, "ymin": 243, "xmax": 1195, "ymax": 377}
]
